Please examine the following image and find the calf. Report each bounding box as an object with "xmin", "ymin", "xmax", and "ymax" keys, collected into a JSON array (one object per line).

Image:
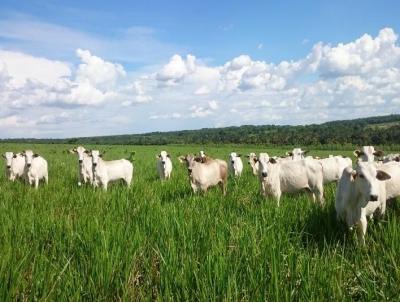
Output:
[
  {"xmin": 354, "ymin": 146, "xmax": 384, "ymax": 162},
  {"xmin": 22, "ymin": 150, "xmax": 48, "ymax": 189},
  {"xmin": 335, "ymin": 162, "xmax": 391, "ymax": 244},
  {"xmin": 179, "ymin": 154, "xmax": 228, "ymax": 195},
  {"xmin": 156, "ymin": 150, "xmax": 173, "ymax": 180},
  {"xmin": 258, "ymin": 153, "xmax": 324, "ymax": 206},
  {"xmin": 69, "ymin": 146, "xmax": 93, "ymax": 186},
  {"xmin": 246, "ymin": 153, "xmax": 259, "ymax": 175},
  {"xmin": 318, "ymin": 155, "xmax": 352, "ymax": 184},
  {"xmin": 90, "ymin": 150, "xmax": 133, "ymax": 191},
  {"xmin": 3, "ymin": 152, "xmax": 25, "ymax": 181},
  {"xmin": 228, "ymin": 152, "xmax": 243, "ymax": 177}
]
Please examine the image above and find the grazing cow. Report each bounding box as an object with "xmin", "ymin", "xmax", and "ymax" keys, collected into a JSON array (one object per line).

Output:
[
  {"xmin": 90, "ymin": 150, "xmax": 133, "ymax": 191},
  {"xmin": 22, "ymin": 150, "xmax": 48, "ymax": 189},
  {"xmin": 335, "ymin": 162, "xmax": 391, "ymax": 244},
  {"xmin": 286, "ymin": 148, "xmax": 308, "ymax": 161},
  {"xmin": 354, "ymin": 146, "xmax": 384, "ymax": 162},
  {"xmin": 69, "ymin": 146, "xmax": 93, "ymax": 186},
  {"xmin": 228, "ymin": 152, "xmax": 243, "ymax": 177},
  {"xmin": 258, "ymin": 153, "xmax": 324, "ymax": 206},
  {"xmin": 156, "ymin": 150, "xmax": 173, "ymax": 180},
  {"xmin": 246, "ymin": 153, "xmax": 259, "ymax": 175},
  {"xmin": 318, "ymin": 156, "xmax": 353, "ymax": 184},
  {"xmin": 2, "ymin": 152, "xmax": 25, "ymax": 181},
  {"xmin": 382, "ymin": 153, "xmax": 400, "ymax": 163},
  {"xmin": 179, "ymin": 154, "xmax": 228, "ymax": 195}
]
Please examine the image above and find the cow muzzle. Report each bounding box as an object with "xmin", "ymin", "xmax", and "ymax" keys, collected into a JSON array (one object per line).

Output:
[
  {"xmin": 161, "ymin": 161, "xmax": 166, "ymax": 165},
  {"xmin": 78, "ymin": 159, "xmax": 83, "ymax": 164},
  {"xmin": 370, "ymin": 194, "xmax": 378, "ymax": 201},
  {"xmin": 187, "ymin": 168, "xmax": 192, "ymax": 175},
  {"xmin": 261, "ymin": 172, "xmax": 268, "ymax": 177},
  {"xmin": 231, "ymin": 161, "xmax": 234, "ymax": 164},
  {"xmin": 27, "ymin": 163, "xmax": 31, "ymax": 168},
  {"xmin": 6, "ymin": 165, "xmax": 11, "ymax": 169}
]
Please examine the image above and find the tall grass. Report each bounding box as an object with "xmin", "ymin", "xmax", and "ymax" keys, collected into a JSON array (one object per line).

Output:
[{"xmin": 0, "ymin": 144, "xmax": 399, "ymax": 301}]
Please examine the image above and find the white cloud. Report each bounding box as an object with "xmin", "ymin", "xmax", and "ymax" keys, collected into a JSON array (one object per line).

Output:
[{"xmin": 2, "ymin": 27, "xmax": 400, "ymax": 138}]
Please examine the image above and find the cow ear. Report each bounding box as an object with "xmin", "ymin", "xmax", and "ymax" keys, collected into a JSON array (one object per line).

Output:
[
  {"xmin": 33, "ymin": 154, "xmax": 39, "ymax": 158},
  {"xmin": 102, "ymin": 150, "xmax": 106, "ymax": 155},
  {"xmin": 99, "ymin": 154, "xmax": 103, "ymax": 158},
  {"xmin": 376, "ymin": 170, "xmax": 391, "ymax": 181},
  {"xmin": 2, "ymin": 154, "xmax": 5, "ymax": 159},
  {"xmin": 245, "ymin": 155, "xmax": 250, "ymax": 158},
  {"xmin": 394, "ymin": 156, "xmax": 400, "ymax": 162},
  {"xmin": 237, "ymin": 153, "xmax": 241, "ymax": 157},
  {"xmin": 167, "ymin": 154, "xmax": 170, "ymax": 158},
  {"xmin": 194, "ymin": 157, "xmax": 203, "ymax": 163},
  {"xmin": 287, "ymin": 152, "xmax": 293, "ymax": 156},
  {"xmin": 178, "ymin": 156, "xmax": 185, "ymax": 163},
  {"xmin": 269, "ymin": 158, "xmax": 277, "ymax": 164},
  {"xmin": 84, "ymin": 149, "xmax": 90, "ymax": 154},
  {"xmin": 253, "ymin": 157, "xmax": 258, "ymax": 163},
  {"xmin": 68, "ymin": 149, "xmax": 75, "ymax": 154},
  {"xmin": 350, "ymin": 170, "xmax": 357, "ymax": 181},
  {"xmin": 353, "ymin": 150, "xmax": 363, "ymax": 157},
  {"xmin": 156, "ymin": 154, "xmax": 160, "ymax": 159},
  {"xmin": 303, "ymin": 150, "xmax": 309, "ymax": 155},
  {"xmin": 374, "ymin": 150, "xmax": 384, "ymax": 157},
  {"xmin": 13, "ymin": 154, "xmax": 17, "ymax": 158}
]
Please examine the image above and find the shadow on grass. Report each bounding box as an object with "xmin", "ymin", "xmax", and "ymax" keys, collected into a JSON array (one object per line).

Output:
[{"xmin": 299, "ymin": 202, "xmax": 351, "ymax": 250}]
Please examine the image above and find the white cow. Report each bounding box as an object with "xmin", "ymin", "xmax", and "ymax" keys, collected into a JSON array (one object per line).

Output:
[
  {"xmin": 258, "ymin": 153, "xmax": 324, "ymax": 206},
  {"xmin": 69, "ymin": 146, "xmax": 93, "ymax": 186},
  {"xmin": 90, "ymin": 150, "xmax": 133, "ymax": 191},
  {"xmin": 335, "ymin": 162, "xmax": 391, "ymax": 244},
  {"xmin": 318, "ymin": 156, "xmax": 353, "ymax": 184},
  {"xmin": 22, "ymin": 150, "xmax": 48, "ymax": 189},
  {"xmin": 286, "ymin": 148, "xmax": 308, "ymax": 161},
  {"xmin": 179, "ymin": 154, "xmax": 228, "ymax": 195},
  {"xmin": 156, "ymin": 150, "xmax": 173, "ymax": 180},
  {"xmin": 246, "ymin": 153, "xmax": 259, "ymax": 175},
  {"xmin": 3, "ymin": 152, "xmax": 25, "ymax": 181},
  {"xmin": 228, "ymin": 152, "xmax": 243, "ymax": 177},
  {"xmin": 354, "ymin": 146, "xmax": 384, "ymax": 162}
]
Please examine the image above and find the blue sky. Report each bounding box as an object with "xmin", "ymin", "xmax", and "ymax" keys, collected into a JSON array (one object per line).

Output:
[{"xmin": 0, "ymin": 1, "xmax": 400, "ymax": 137}]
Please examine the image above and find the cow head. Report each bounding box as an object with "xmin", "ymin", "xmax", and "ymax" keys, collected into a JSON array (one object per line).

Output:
[
  {"xmin": 69, "ymin": 146, "xmax": 90, "ymax": 165},
  {"xmin": 286, "ymin": 148, "xmax": 308, "ymax": 160},
  {"xmin": 354, "ymin": 146, "xmax": 384, "ymax": 162},
  {"xmin": 3, "ymin": 152, "xmax": 15, "ymax": 170},
  {"xmin": 157, "ymin": 151, "xmax": 170, "ymax": 166},
  {"xmin": 351, "ymin": 162, "xmax": 391, "ymax": 206},
  {"xmin": 258, "ymin": 153, "xmax": 272, "ymax": 178},
  {"xmin": 229, "ymin": 152, "xmax": 241, "ymax": 165},
  {"xmin": 178, "ymin": 154, "xmax": 198, "ymax": 176},
  {"xmin": 22, "ymin": 150, "xmax": 39, "ymax": 169},
  {"xmin": 90, "ymin": 150, "xmax": 103, "ymax": 171}
]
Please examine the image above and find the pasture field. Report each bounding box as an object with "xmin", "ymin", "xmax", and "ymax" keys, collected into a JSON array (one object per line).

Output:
[{"xmin": 1, "ymin": 143, "xmax": 400, "ymax": 301}]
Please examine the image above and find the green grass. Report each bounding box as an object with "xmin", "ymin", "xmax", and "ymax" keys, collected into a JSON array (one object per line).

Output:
[{"xmin": 0, "ymin": 144, "xmax": 400, "ymax": 301}]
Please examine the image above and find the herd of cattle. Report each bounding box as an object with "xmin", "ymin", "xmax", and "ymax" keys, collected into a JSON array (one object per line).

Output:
[{"xmin": 2, "ymin": 145, "xmax": 400, "ymax": 244}]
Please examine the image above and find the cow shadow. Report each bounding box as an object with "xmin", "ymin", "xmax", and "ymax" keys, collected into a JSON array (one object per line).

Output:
[{"xmin": 298, "ymin": 201, "xmax": 351, "ymax": 250}]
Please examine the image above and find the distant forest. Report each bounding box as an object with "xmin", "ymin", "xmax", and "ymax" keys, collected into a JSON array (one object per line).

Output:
[{"xmin": 2, "ymin": 114, "xmax": 400, "ymax": 147}]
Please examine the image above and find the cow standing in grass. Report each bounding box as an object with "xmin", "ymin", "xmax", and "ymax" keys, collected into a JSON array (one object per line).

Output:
[
  {"xmin": 69, "ymin": 146, "xmax": 93, "ymax": 186},
  {"xmin": 3, "ymin": 152, "xmax": 25, "ymax": 181},
  {"xmin": 156, "ymin": 150, "xmax": 173, "ymax": 180},
  {"xmin": 22, "ymin": 150, "xmax": 48, "ymax": 189},
  {"xmin": 179, "ymin": 154, "xmax": 228, "ymax": 195},
  {"xmin": 90, "ymin": 150, "xmax": 133, "ymax": 191},
  {"xmin": 258, "ymin": 153, "xmax": 324, "ymax": 206},
  {"xmin": 335, "ymin": 162, "xmax": 391, "ymax": 244}
]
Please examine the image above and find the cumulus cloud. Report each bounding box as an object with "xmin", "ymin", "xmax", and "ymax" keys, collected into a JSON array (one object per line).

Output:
[{"xmin": 2, "ymin": 27, "xmax": 400, "ymax": 137}]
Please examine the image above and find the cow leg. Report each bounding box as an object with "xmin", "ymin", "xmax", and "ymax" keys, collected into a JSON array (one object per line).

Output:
[
  {"xmin": 356, "ymin": 215, "xmax": 367, "ymax": 245},
  {"xmin": 34, "ymin": 177, "xmax": 39, "ymax": 189}
]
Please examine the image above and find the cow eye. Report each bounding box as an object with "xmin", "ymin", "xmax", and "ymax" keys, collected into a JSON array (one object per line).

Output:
[{"xmin": 359, "ymin": 174, "xmax": 364, "ymax": 179}]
